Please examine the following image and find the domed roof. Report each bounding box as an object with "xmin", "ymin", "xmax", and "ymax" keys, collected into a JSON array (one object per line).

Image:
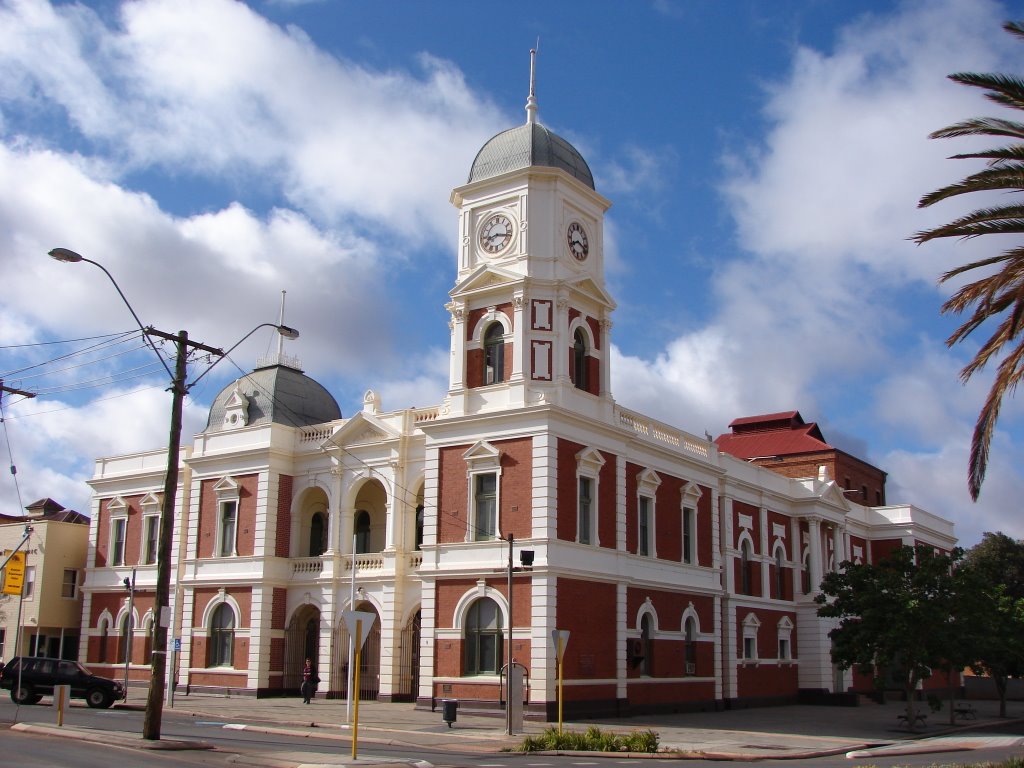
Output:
[
  {"xmin": 468, "ymin": 121, "xmax": 594, "ymax": 190},
  {"xmin": 205, "ymin": 362, "xmax": 341, "ymax": 433}
]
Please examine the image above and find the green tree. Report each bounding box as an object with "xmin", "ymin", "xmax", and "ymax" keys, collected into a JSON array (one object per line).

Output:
[
  {"xmin": 962, "ymin": 532, "xmax": 1024, "ymax": 716},
  {"xmin": 816, "ymin": 545, "xmax": 962, "ymax": 730},
  {"xmin": 913, "ymin": 20, "xmax": 1024, "ymax": 501}
]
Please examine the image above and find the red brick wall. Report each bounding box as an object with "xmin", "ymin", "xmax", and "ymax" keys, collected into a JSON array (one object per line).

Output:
[
  {"xmin": 436, "ymin": 437, "xmax": 533, "ymax": 544},
  {"xmin": 697, "ymin": 485, "xmax": 713, "ymax": 567},
  {"xmin": 557, "ymin": 577, "xmax": 618, "ymax": 680},
  {"xmin": 556, "ymin": 439, "xmax": 617, "ymax": 548},
  {"xmin": 95, "ymin": 495, "xmax": 148, "ymax": 567},
  {"xmin": 197, "ymin": 474, "xmax": 259, "ymax": 558},
  {"xmin": 276, "ymin": 475, "xmax": 293, "ymax": 557},
  {"xmin": 655, "ymin": 474, "xmax": 684, "ymax": 561}
]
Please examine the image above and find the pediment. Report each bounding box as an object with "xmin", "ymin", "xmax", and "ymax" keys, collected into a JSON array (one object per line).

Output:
[
  {"xmin": 451, "ymin": 265, "xmax": 520, "ymax": 297},
  {"xmin": 139, "ymin": 492, "xmax": 161, "ymax": 510},
  {"xmin": 798, "ymin": 478, "xmax": 851, "ymax": 511},
  {"xmin": 565, "ymin": 275, "xmax": 616, "ymax": 310},
  {"xmin": 463, "ymin": 440, "xmax": 501, "ymax": 462},
  {"xmin": 321, "ymin": 411, "xmax": 399, "ymax": 450}
]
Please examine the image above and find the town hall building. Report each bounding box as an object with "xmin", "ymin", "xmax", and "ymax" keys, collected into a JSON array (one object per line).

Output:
[{"xmin": 79, "ymin": 68, "xmax": 956, "ymax": 718}]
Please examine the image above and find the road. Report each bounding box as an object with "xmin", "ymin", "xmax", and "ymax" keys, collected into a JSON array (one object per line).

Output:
[{"xmin": 1, "ymin": 695, "xmax": 1023, "ymax": 767}]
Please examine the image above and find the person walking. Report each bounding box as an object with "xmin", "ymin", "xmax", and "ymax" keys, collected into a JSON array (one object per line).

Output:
[{"xmin": 301, "ymin": 657, "xmax": 316, "ymax": 704}]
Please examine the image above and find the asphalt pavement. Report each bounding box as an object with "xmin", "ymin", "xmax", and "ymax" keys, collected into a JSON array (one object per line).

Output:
[{"xmin": 8, "ymin": 689, "xmax": 1024, "ymax": 767}]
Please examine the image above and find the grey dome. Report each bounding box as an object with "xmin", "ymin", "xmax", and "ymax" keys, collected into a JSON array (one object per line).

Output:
[
  {"xmin": 205, "ymin": 363, "xmax": 341, "ymax": 432},
  {"xmin": 468, "ymin": 122, "xmax": 594, "ymax": 190}
]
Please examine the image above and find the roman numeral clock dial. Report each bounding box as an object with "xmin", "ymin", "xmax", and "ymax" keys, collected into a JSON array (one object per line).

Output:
[
  {"xmin": 567, "ymin": 221, "xmax": 589, "ymax": 261},
  {"xmin": 479, "ymin": 213, "xmax": 513, "ymax": 254}
]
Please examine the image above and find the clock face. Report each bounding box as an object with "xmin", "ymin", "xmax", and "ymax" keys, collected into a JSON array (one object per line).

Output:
[
  {"xmin": 567, "ymin": 221, "xmax": 589, "ymax": 261},
  {"xmin": 479, "ymin": 213, "xmax": 513, "ymax": 254}
]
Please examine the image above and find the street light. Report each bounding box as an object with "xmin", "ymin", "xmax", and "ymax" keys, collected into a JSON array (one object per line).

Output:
[{"xmin": 49, "ymin": 247, "xmax": 299, "ymax": 740}]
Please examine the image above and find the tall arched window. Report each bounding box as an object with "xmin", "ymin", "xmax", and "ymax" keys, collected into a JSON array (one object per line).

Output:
[
  {"xmin": 572, "ymin": 328, "xmax": 589, "ymax": 391},
  {"xmin": 775, "ymin": 547, "xmax": 786, "ymax": 599},
  {"xmin": 309, "ymin": 512, "xmax": 326, "ymax": 557},
  {"xmin": 120, "ymin": 613, "xmax": 133, "ymax": 664},
  {"xmin": 484, "ymin": 323, "xmax": 504, "ymax": 384},
  {"xmin": 640, "ymin": 614, "xmax": 653, "ymax": 676},
  {"xmin": 209, "ymin": 603, "xmax": 235, "ymax": 667},
  {"xmin": 684, "ymin": 616, "xmax": 697, "ymax": 674},
  {"xmin": 740, "ymin": 540, "xmax": 753, "ymax": 595},
  {"xmin": 355, "ymin": 510, "xmax": 371, "ymax": 553},
  {"xmin": 415, "ymin": 504, "xmax": 424, "ymax": 551},
  {"xmin": 465, "ymin": 597, "xmax": 503, "ymax": 675},
  {"xmin": 98, "ymin": 619, "xmax": 109, "ymax": 663},
  {"xmin": 802, "ymin": 553, "xmax": 812, "ymax": 594}
]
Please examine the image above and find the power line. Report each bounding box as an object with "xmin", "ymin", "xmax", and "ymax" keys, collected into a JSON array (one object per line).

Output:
[{"xmin": 0, "ymin": 330, "xmax": 133, "ymax": 349}]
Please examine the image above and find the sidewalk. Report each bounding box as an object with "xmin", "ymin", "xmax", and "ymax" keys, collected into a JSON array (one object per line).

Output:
[{"xmin": 11, "ymin": 690, "xmax": 1024, "ymax": 766}]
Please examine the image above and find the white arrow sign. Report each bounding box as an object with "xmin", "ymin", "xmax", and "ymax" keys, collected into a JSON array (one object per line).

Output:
[
  {"xmin": 551, "ymin": 629, "xmax": 570, "ymax": 661},
  {"xmin": 343, "ymin": 609, "xmax": 377, "ymax": 647}
]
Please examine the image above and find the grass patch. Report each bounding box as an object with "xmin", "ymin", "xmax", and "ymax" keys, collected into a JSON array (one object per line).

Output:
[{"xmin": 509, "ymin": 725, "xmax": 659, "ymax": 753}]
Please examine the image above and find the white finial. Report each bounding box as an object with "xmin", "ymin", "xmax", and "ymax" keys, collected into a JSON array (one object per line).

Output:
[
  {"xmin": 526, "ymin": 44, "xmax": 538, "ymax": 124},
  {"xmin": 277, "ymin": 290, "xmax": 287, "ymax": 358}
]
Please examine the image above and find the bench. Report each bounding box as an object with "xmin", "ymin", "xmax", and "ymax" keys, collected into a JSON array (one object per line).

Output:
[
  {"xmin": 897, "ymin": 712, "xmax": 927, "ymax": 729},
  {"xmin": 954, "ymin": 704, "xmax": 977, "ymax": 720}
]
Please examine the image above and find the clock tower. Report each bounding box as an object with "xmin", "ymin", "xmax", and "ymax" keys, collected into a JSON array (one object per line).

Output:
[{"xmin": 444, "ymin": 50, "xmax": 615, "ymax": 420}]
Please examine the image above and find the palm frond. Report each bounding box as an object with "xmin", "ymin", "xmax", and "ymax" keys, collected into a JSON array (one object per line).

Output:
[
  {"xmin": 917, "ymin": 165, "xmax": 1024, "ymax": 207},
  {"xmin": 949, "ymin": 145, "xmax": 1024, "ymax": 164},
  {"xmin": 969, "ymin": 346, "xmax": 1024, "ymax": 500},
  {"xmin": 930, "ymin": 117, "xmax": 1024, "ymax": 141},
  {"xmin": 948, "ymin": 73, "xmax": 1024, "ymax": 110}
]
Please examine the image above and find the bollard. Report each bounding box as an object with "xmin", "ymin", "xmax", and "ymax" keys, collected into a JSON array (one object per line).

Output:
[
  {"xmin": 54, "ymin": 685, "xmax": 70, "ymax": 726},
  {"xmin": 441, "ymin": 698, "xmax": 458, "ymax": 727}
]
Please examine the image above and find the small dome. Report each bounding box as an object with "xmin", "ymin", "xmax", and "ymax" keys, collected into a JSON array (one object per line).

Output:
[
  {"xmin": 468, "ymin": 122, "xmax": 594, "ymax": 190},
  {"xmin": 205, "ymin": 363, "xmax": 341, "ymax": 432}
]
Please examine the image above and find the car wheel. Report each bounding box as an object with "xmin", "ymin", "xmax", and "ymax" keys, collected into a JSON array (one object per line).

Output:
[
  {"xmin": 11, "ymin": 685, "xmax": 36, "ymax": 705},
  {"xmin": 86, "ymin": 688, "xmax": 113, "ymax": 709}
]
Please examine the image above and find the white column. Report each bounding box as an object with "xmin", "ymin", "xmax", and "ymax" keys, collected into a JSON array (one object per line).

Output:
[{"xmin": 808, "ymin": 517, "xmax": 823, "ymax": 592}]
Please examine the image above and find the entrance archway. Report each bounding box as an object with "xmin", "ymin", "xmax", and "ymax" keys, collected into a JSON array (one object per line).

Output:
[
  {"xmin": 330, "ymin": 602, "xmax": 381, "ymax": 699},
  {"xmin": 285, "ymin": 604, "xmax": 322, "ymax": 690}
]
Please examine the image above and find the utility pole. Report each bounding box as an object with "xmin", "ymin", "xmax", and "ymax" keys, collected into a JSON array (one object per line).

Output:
[{"xmin": 141, "ymin": 328, "xmax": 221, "ymax": 741}]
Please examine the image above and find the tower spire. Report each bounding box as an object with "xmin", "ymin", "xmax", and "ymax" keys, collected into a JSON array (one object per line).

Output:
[{"xmin": 525, "ymin": 44, "xmax": 538, "ymax": 124}]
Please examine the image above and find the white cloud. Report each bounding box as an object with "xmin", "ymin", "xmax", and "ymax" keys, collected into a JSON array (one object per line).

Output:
[{"xmin": 612, "ymin": 0, "xmax": 1024, "ymax": 545}]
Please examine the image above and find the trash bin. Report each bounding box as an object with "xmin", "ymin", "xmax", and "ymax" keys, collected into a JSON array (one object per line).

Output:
[{"xmin": 441, "ymin": 698, "xmax": 458, "ymax": 727}]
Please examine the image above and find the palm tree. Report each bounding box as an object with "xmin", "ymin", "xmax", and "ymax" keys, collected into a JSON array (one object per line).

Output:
[{"xmin": 913, "ymin": 20, "xmax": 1024, "ymax": 501}]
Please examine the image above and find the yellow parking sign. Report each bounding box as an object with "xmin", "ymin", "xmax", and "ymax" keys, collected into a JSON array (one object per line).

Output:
[{"xmin": 2, "ymin": 551, "xmax": 25, "ymax": 595}]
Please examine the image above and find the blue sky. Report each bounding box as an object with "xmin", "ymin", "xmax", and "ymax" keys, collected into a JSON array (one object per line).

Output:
[{"xmin": 2, "ymin": 0, "xmax": 1023, "ymax": 547}]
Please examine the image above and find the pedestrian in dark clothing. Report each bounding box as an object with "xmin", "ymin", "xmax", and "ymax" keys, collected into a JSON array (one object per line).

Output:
[{"xmin": 301, "ymin": 657, "xmax": 315, "ymax": 704}]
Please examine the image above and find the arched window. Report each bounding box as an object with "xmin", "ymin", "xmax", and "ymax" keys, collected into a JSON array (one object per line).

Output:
[
  {"xmin": 802, "ymin": 553, "xmax": 812, "ymax": 595},
  {"xmin": 484, "ymin": 323, "xmax": 504, "ymax": 385},
  {"xmin": 640, "ymin": 613, "xmax": 653, "ymax": 676},
  {"xmin": 309, "ymin": 512, "xmax": 326, "ymax": 557},
  {"xmin": 740, "ymin": 539, "xmax": 753, "ymax": 595},
  {"xmin": 209, "ymin": 603, "xmax": 235, "ymax": 667},
  {"xmin": 465, "ymin": 597, "xmax": 503, "ymax": 675},
  {"xmin": 572, "ymin": 328, "xmax": 589, "ymax": 391},
  {"xmin": 120, "ymin": 613, "xmax": 133, "ymax": 664},
  {"xmin": 355, "ymin": 510, "xmax": 371, "ymax": 554},
  {"xmin": 98, "ymin": 618, "xmax": 109, "ymax": 664},
  {"xmin": 774, "ymin": 547, "xmax": 786, "ymax": 600},
  {"xmin": 684, "ymin": 616, "xmax": 697, "ymax": 674},
  {"xmin": 415, "ymin": 504, "xmax": 424, "ymax": 551}
]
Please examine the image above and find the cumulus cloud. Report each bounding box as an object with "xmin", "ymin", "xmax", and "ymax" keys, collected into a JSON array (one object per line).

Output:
[{"xmin": 612, "ymin": 0, "xmax": 1024, "ymax": 544}]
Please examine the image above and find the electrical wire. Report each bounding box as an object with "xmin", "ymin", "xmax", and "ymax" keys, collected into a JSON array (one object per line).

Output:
[
  {"xmin": 11, "ymin": 339, "xmax": 155, "ymax": 382},
  {"xmin": 0, "ymin": 331, "xmax": 138, "ymax": 378}
]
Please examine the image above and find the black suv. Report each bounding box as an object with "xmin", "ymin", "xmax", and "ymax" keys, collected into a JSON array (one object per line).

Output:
[{"xmin": 0, "ymin": 657, "xmax": 123, "ymax": 708}]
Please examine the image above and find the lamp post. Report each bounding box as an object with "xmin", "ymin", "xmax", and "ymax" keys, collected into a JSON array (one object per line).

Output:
[{"xmin": 49, "ymin": 247, "xmax": 299, "ymax": 740}]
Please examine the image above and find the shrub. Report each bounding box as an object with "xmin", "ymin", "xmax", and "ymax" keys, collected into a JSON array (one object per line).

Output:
[{"xmin": 511, "ymin": 726, "xmax": 659, "ymax": 753}]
